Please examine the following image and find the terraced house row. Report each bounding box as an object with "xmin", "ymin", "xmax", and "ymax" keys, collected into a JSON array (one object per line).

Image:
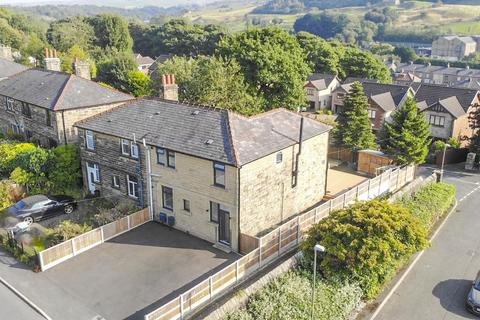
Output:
[{"xmin": 0, "ymin": 50, "xmax": 331, "ymax": 254}]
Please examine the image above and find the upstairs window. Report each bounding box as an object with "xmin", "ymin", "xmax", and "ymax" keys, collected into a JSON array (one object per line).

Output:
[
  {"xmin": 121, "ymin": 139, "xmax": 139, "ymax": 159},
  {"xmin": 21, "ymin": 103, "xmax": 31, "ymax": 118},
  {"xmin": 6, "ymin": 97, "xmax": 14, "ymax": 111},
  {"xmin": 214, "ymin": 162, "xmax": 225, "ymax": 188},
  {"xmin": 368, "ymin": 109, "xmax": 377, "ymax": 119},
  {"xmin": 156, "ymin": 148, "xmax": 175, "ymax": 168},
  {"xmin": 276, "ymin": 152, "xmax": 283, "ymax": 164},
  {"xmin": 85, "ymin": 130, "xmax": 95, "ymax": 150},
  {"xmin": 429, "ymin": 115, "xmax": 446, "ymax": 127},
  {"xmin": 45, "ymin": 110, "xmax": 52, "ymax": 127},
  {"xmin": 121, "ymin": 139, "xmax": 130, "ymax": 155},
  {"xmin": 306, "ymin": 88, "xmax": 315, "ymax": 96}
]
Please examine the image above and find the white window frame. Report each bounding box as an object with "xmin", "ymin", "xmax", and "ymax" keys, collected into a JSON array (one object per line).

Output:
[
  {"xmin": 6, "ymin": 97, "xmax": 14, "ymax": 111},
  {"xmin": 131, "ymin": 143, "xmax": 139, "ymax": 159},
  {"xmin": 276, "ymin": 151, "xmax": 283, "ymax": 164},
  {"xmin": 121, "ymin": 139, "xmax": 130, "ymax": 156},
  {"xmin": 368, "ymin": 109, "xmax": 377, "ymax": 119},
  {"xmin": 127, "ymin": 175, "xmax": 139, "ymax": 198},
  {"xmin": 85, "ymin": 130, "xmax": 95, "ymax": 150},
  {"xmin": 10, "ymin": 123, "xmax": 21, "ymax": 134},
  {"xmin": 112, "ymin": 175, "xmax": 120, "ymax": 188},
  {"xmin": 88, "ymin": 162, "xmax": 100, "ymax": 183},
  {"xmin": 429, "ymin": 115, "xmax": 446, "ymax": 127}
]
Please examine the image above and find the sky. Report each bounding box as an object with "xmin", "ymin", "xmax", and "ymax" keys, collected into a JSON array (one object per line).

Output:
[{"xmin": 0, "ymin": 0, "xmax": 210, "ymax": 6}]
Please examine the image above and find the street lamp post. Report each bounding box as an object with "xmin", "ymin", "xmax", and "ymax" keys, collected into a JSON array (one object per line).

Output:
[
  {"xmin": 440, "ymin": 143, "xmax": 451, "ymax": 182},
  {"xmin": 311, "ymin": 244, "xmax": 325, "ymax": 320}
]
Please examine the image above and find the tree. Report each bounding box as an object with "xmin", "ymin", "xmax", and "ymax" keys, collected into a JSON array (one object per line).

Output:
[
  {"xmin": 335, "ymin": 82, "xmax": 377, "ymax": 151},
  {"xmin": 47, "ymin": 16, "xmax": 94, "ymax": 52},
  {"xmin": 49, "ymin": 144, "xmax": 82, "ymax": 192},
  {"xmin": 382, "ymin": 97, "xmax": 431, "ymax": 165},
  {"xmin": 296, "ymin": 31, "xmax": 340, "ymax": 75},
  {"xmin": 60, "ymin": 45, "xmax": 96, "ymax": 77},
  {"xmin": 393, "ymin": 46, "xmax": 417, "ymax": 63},
  {"xmin": 96, "ymin": 53, "xmax": 137, "ymax": 92},
  {"xmin": 158, "ymin": 56, "xmax": 263, "ymax": 115},
  {"xmin": 340, "ymin": 47, "xmax": 391, "ymax": 83},
  {"xmin": 218, "ymin": 27, "xmax": 311, "ymax": 111},
  {"xmin": 87, "ymin": 14, "xmax": 133, "ymax": 53},
  {"xmin": 126, "ymin": 71, "xmax": 154, "ymax": 97},
  {"xmin": 302, "ymin": 200, "xmax": 428, "ymax": 299}
]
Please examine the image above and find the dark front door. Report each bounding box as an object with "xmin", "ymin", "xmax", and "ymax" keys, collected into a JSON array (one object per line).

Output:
[{"xmin": 218, "ymin": 209, "xmax": 230, "ymax": 245}]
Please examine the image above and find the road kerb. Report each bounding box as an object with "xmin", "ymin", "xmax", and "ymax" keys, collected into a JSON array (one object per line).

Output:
[
  {"xmin": 0, "ymin": 275, "xmax": 52, "ymax": 320},
  {"xmin": 369, "ymin": 199, "xmax": 459, "ymax": 320}
]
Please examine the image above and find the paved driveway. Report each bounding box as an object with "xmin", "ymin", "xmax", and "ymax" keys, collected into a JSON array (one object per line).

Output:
[
  {"xmin": 368, "ymin": 166, "xmax": 480, "ymax": 320},
  {"xmin": 37, "ymin": 222, "xmax": 237, "ymax": 320}
]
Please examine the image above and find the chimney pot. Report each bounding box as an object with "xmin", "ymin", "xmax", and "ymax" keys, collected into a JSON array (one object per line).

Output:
[
  {"xmin": 171, "ymin": 74, "xmax": 176, "ymax": 84},
  {"xmin": 44, "ymin": 48, "xmax": 61, "ymax": 72}
]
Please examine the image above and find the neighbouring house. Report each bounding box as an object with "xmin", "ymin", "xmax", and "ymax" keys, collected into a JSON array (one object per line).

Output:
[
  {"xmin": 332, "ymin": 81, "xmax": 413, "ymax": 131},
  {"xmin": 388, "ymin": 61, "xmax": 480, "ymax": 88},
  {"xmin": 133, "ymin": 53, "xmax": 155, "ymax": 74},
  {"xmin": 432, "ymin": 36, "xmax": 477, "ymax": 61},
  {"xmin": 392, "ymin": 72, "xmax": 421, "ymax": 86},
  {"xmin": 415, "ymin": 84, "xmax": 480, "ymax": 146},
  {"xmin": 0, "ymin": 58, "xmax": 27, "ymax": 81},
  {"xmin": 0, "ymin": 49, "xmax": 134, "ymax": 147},
  {"xmin": 304, "ymin": 73, "xmax": 341, "ymax": 111},
  {"xmin": 74, "ymin": 77, "xmax": 331, "ymax": 252},
  {"xmin": 148, "ymin": 54, "xmax": 173, "ymax": 83}
]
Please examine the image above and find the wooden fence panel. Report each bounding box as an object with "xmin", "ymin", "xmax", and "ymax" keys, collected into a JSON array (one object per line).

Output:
[
  {"xmin": 73, "ymin": 229, "xmax": 102, "ymax": 254},
  {"xmin": 357, "ymin": 181, "xmax": 370, "ymax": 201},
  {"xmin": 40, "ymin": 241, "xmax": 74, "ymax": 269},
  {"xmin": 182, "ymin": 278, "xmax": 211, "ymax": 315},
  {"xmin": 145, "ymin": 298, "xmax": 181, "ymax": 320},
  {"xmin": 316, "ymin": 202, "xmax": 330, "ymax": 221},
  {"xmin": 390, "ymin": 170, "xmax": 399, "ymax": 191},
  {"xmin": 369, "ymin": 176, "xmax": 381, "ymax": 198},
  {"xmin": 330, "ymin": 195, "xmax": 345, "ymax": 211},
  {"xmin": 379, "ymin": 171, "xmax": 391, "ymax": 195},
  {"xmin": 344, "ymin": 188, "xmax": 357, "ymax": 205},
  {"xmin": 131, "ymin": 208, "xmax": 150, "ymax": 228},
  {"xmin": 102, "ymin": 216, "xmax": 129, "ymax": 241},
  {"xmin": 239, "ymin": 233, "xmax": 259, "ymax": 254},
  {"xmin": 212, "ymin": 264, "xmax": 237, "ymax": 293}
]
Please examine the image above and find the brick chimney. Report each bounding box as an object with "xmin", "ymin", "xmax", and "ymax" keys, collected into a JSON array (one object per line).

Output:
[
  {"xmin": 0, "ymin": 44, "xmax": 13, "ymax": 61},
  {"xmin": 44, "ymin": 48, "xmax": 61, "ymax": 72},
  {"xmin": 74, "ymin": 58, "xmax": 91, "ymax": 80},
  {"xmin": 160, "ymin": 74, "xmax": 179, "ymax": 102}
]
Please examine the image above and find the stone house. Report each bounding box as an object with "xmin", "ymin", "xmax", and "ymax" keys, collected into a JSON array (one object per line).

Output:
[
  {"xmin": 133, "ymin": 53, "xmax": 155, "ymax": 74},
  {"xmin": 415, "ymin": 84, "xmax": 479, "ymax": 145},
  {"xmin": 332, "ymin": 81, "xmax": 413, "ymax": 131},
  {"xmin": 432, "ymin": 36, "xmax": 477, "ymax": 61},
  {"xmin": 74, "ymin": 97, "xmax": 331, "ymax": 252},
  {"xmin": 0, "ymin": 53, "xmax": 134, "ymax": 147},
  {"xmin": 304, "ymin": 73, "xmax": 341, "ymax": 111}
]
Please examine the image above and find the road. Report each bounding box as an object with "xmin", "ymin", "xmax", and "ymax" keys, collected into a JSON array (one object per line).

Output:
[
  {"xmin": 0, "ymin": 282, "xmax": 44, "ymax": 320},
  {"xmin": 374, "ymin": 167, "xmax": 480, "ymax": 320}
]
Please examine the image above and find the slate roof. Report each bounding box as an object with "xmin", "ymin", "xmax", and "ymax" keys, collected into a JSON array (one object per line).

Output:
[
  {"xmin": 306, "ymin": 73, "xmax": 338, "ymax": 90},
  {"xmin": 0, "ymin": 58, "xmax": 27, "ymax": 79},
  {"xmin": 0, "ymin": 69, "xmax": 134, "ymax": 111},
  {"xmin": 414, "ymin": 83, "xmax": 478, "ymax": 114},
  {"xmin": 395, "ymin": 62, "xmax": 480, "ymax": 78},
  {"xmin": 76, "ymin": 99, "xmax": 331, "ymax": 166},
  {"xmin": 134, "ymin": 53, "xmax": 155, "ymax": 65}
]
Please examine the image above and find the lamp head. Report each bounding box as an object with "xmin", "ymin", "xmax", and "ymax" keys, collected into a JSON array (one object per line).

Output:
[{"xmin": 314, "ymin": 244, "xmax": 326, "ymax": 253}]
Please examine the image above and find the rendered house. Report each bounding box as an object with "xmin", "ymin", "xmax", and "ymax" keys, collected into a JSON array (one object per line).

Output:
[
  {"xmin": 415, "ymin": 84, "xmax": 479, "ymax": 145},
  {"xmin": 304, "ymin": 73, "xmax": 341, "ymax": 111},
  {"xmin": 332, "ymin": 81, "xmax": 413, "ymax": 131},
  {"xmin": 133, "ymin": 53, "xmax": 155, "ymax": 74},
  {"xmin": 432, "ymin": 36, "xmax": 477, "ymax": 62},
  {"xmin": 0, "ymin": 50, "xmax": 134, "ymax": 147},
  {"xmin": 74, "ymin": 80, "xmax": 331, "ymax": 252}
]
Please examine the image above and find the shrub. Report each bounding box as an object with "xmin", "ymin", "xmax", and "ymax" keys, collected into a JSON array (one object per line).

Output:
[
  {"xmin": 302, "ymin": 200, "xmax": 428, "ymax": 299},
  {"xmin": 0, "ymin": 181, "xmax": 16, "ymax": 211},
  {"xmin": 227, "ymin": 271, "xmax": 362, "ymax": 320},
  {"xmin": 45, "ymin": 220, "xmax": 92, "ymax": 247},
  {"xmin": 0, "ymin": 142, "xmax": 37, "ymax": 175},
  {"xmin": 49, "ymin": 144, "xmax": 82, "ymax": 192},
  {"xmin": 398, "ymin": 182, "xmax": 456, "ymax": 233}
]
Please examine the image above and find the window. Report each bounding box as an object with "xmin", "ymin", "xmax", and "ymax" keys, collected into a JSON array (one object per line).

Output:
[
  {"xmin": 214, "ymin": 162, "xmax": 225, "ymax": 188},
  {"xmin": 210, "ymin": 202, "xmax": 228, "ymax": 223},
  {"xmin": 162, "ymin": 186, "xmax": 173, "ymax": 210},
  {"xmin": 112, "ymin": 175, "xmax": 120, "ymax": 189},
  {"xmin": 183, "ymin": 199, "xmax": 190, "ymax": 212},
  {"xmin": 429, "ymin": 115, "xmax": 446, "ymax": 127},
  {"xmin": 121, "ymin": 139, "xmax": 139, "ymax": 158},
  {"xmin": 6, "ymin": 97, "xmax": 14, "ymax": 111},
  {"xmin": 10, "ymin": 123, "xmax": 21, "ymax": 134},
  {"xmin": 337, "ymin": 93, "xmax": 345, "ymax": 99},
  {"xmin": 45, "ymin": 110, "xmax": 52, "ymax": 127},
  {"xmin": 306, "ymin": 88, "xmax": 315, "ymax": 96},
  {"xmin": 368, "ymin": 109, "xmax": 377, "ymax": 119},
  {"xmin": 276, "ymin": 152, "xmax": 283, "ymax": 164},
  {"xmin": 156, "ymin": 148, "xmax": 175, "ymax": 168},
  {"xmin": 21, "ymin": 103, "xmax": 31, "ymax": 118},
  {"xmin": 85, "ymin": 130, "xmax": 95, "ymax": 150},
  {"xmin": 87, "ymin": 162, "xmax": 100, "ymax": 183},
  {"xmin": 127, "ymin": 175, "xmax": 139, "ymax": 198}
]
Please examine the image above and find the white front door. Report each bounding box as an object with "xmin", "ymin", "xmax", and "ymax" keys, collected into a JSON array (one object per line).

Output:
[{"xmin": 86, "ymin": 162, "xmax": 99, "ymax": 194}]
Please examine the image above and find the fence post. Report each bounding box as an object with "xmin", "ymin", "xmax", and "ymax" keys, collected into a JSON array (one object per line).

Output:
[
  {"xmin": 100, "ymin": 227, "xmax": 104, "ymax": 243},
  {"xmin": 38, "ymin": 251, "xmax": 44, "ymax": 271},
  {"xmin": 209, "ymin": 277, "xmax": 213, "ymax": 301},
  {"xmin": 180, "ymin": 294, "xmax": 184, "ymax": 319},
  {"xmin": 367, "ymin": 179, "xmax": 372, "ymax": 199},
  {"xmin": 343, "ymin": 193, "xmax": 347, "ymax": 208},
  {"xmin": 329, "ymin": 200, "xmax": 333, "ymax": 212},
  {"xmin": 278, "ymin": 227, "xmax": 282, "ymax": 255},
  {"xmin": 314, "ymin": 207, "xmax": 319, "ymax": 223},
  {"xmin": 127, "ymin": 215, "xmax": 131, "ymax": 230},
  {"xmin": 71, "ymin": 238, "xmax": 76, "ymax": 256},
  {"xmin": 236, "ymin": 260, "xmax": 240, "ymax": 284},
  {"xmin": 259, "ymin": 237, "xmax": 263, "ymax": 267},
  {"xmin": 296, "ymin": 216, "xmax": 300, "ymax": 244}
]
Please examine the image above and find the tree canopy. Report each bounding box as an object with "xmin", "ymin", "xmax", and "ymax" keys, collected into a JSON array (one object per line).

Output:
[
  {"xmin": 96, "ymin": 53, "xmax": 137, "ymax": 92},
  {"xmin": 218, "ymin": 27, "xmax": 311, "ymax": 111},
  {"xmin": 296, "ymin": 31, "xmax": 340, "ymax": 76}
]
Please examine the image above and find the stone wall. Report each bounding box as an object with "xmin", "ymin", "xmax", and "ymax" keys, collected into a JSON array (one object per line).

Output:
[
  {"xmin": 77, "ymin": 128, "xmax": 147, "ymax": 207},
  {"xmin": 149, "ymin": 149, "xmax": 239, "ymax": 251},
  {"xmin": 0, "ymin": 95, "xmax": 59, "ymax": 147},
  {"xmin": 239, "ymin": 132, "xmax": 329, "ymax": 237}
]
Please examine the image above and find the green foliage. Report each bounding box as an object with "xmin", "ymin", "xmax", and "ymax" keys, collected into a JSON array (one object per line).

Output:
[
  {"xmin": 399, "ymin": 183, "xmax": 456, "ymax": 232},
  {"xmin": 296, "ymin": 32, "xmax": 340, "ymax": 75},
  {"xmin": 158, "ymin": 56, "xmax": 262, "ymax": 115},
  {"xmin": 45, "ymin": 220, "xmax": 92, "ymax": 247},
  {"xmin": 60, "ymin": 45, "xmax": 97, "ymax": 77},
  {"xmin": 340, "ymin": 46, "xmax": 391, "ymax": 83},
  {"xmin": 9, "ymin": 147, "xmax": 54, "ymax": 193},
  {"xmin": 0, "ymin": 142, "xmax": 37, "ymax": 176},
  {"xmin": 218, "ymin": 27, "xmax": 311, "ymax": 111},
  {"xmin": 393, "ymin": 46, "xmax": 418, "ymax": 63},
  {"xmin": 447, "ymin": 137, "xmax": 461, "ymax": 149},
  {"xmin": 49, "ymin": 144, "xmax": 82, "ymax": 193},
  {"xmin": 87, "ymin": 14, "xmax": 133, "ymax": 53},
  {"xmin": 382, "ymin": 97, "xmax": 431, "ymax": 165},
  {"xmin": 433, "ymin": 140, "xmax": 447, "ymax": 153},
  {"xmin": 97, "ymin": 52, "xmax": 138, "ymax": 92},
  {"xmin": 227, "ymin": 271, "xmax": 362, "ymax": 320},
  {"xmin": 335, "ymin": 82, "xmax": 377, "ymax": 151},
  {"xmin": 47, "ymin": 16, "xmax": 94, "ymax": 52},
  {"xmin": 0, "ymin": 181, "xmax": 16, "ymax": 211},
  {"xmin": 126, "ymin": 71, "xmax": 154, "ymax": 97},
  {"xmin": 88, "ymin": 201, "xmax": 137, "ymax": 227},
  {"xmin": 302, "ymin": 200, "xmax": 429, "ymax": 299}
]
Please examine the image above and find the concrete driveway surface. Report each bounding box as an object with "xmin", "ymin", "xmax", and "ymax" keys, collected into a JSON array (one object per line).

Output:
[
  {"xmin": 0, "ymin": 282, "xmax": 44, "ymax": 320},
  {"xmin": 0, "ymin": 222, "xmax": 238, "ymax": 320},
  {"xmin": 369, "ymin": 165, "xmax": 480, "ymax": 320}
]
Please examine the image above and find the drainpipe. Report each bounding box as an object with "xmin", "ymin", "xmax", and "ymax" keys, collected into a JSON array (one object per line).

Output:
[
  {"xmin": 61, "ymin": 110, "xmax": 67, "ymax": 145},
  {"xmin": 133, "ymin": 133, "xmax": 145, "ymax": 207},
  {"xmin": 237, "ymin": 166, "xmax": 241, "ymax": 253},
  {"xmin": 143, "ymin": 138, "xmax": 154, "ymax": 219},
  {"xmin": 292, "ymin": 117, "xmax": 304, "ymax": 188}
]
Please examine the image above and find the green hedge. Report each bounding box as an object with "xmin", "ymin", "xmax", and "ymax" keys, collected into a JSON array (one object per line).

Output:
[
  {"xmin": 227, "ymin": 271, "xmax": 362, "ymax": 320},
  {"xmin": 398, "ymin": 182, "xmax": 456, "ymax": 233}
]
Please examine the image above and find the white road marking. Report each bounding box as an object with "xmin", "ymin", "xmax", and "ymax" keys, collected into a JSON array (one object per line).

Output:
[{"xmin": 459, "ymin": 185, "xmax": 480, "ymax": 202}]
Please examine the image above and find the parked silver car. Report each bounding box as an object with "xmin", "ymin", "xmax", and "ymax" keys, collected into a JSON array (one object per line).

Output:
[{"xmin": 466, "ymin": 272, "xmax": 480, "ymax": 316}]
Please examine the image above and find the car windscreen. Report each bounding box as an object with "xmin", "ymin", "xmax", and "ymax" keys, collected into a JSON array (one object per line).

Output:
[
  {"xmin": 14, "ymin": 201, "xmax": 26, "ymax": 209},
  {"xmin": 475, "ymin": 280, "xmax": 480, "ymax": 291}
]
